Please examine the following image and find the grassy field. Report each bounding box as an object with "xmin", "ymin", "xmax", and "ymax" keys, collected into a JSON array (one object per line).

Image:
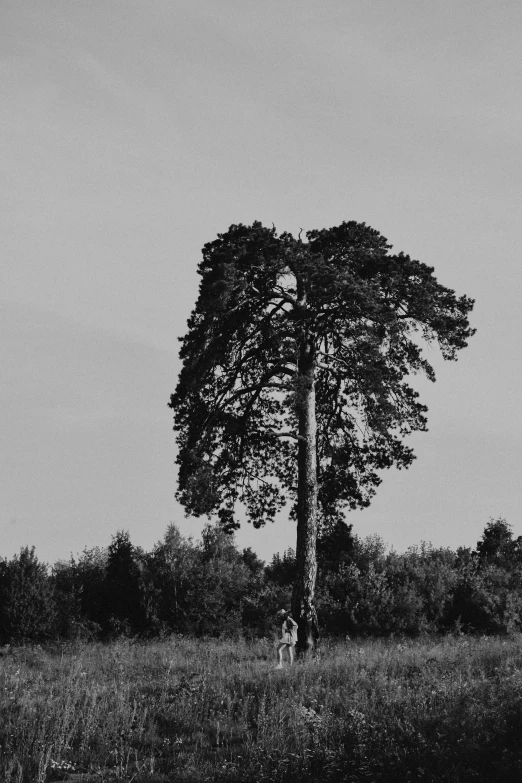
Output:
[{"xmin": 2, "ymin": 635, "xmax": 522, "ymax": 782}]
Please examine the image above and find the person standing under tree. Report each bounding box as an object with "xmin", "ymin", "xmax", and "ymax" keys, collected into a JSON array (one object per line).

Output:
[{"xmin": 276, "ymin": 609, "xmax": 298, "ymax": 669}]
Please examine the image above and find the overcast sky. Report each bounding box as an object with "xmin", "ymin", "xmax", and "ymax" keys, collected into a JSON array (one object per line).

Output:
[{"xmin": 2, "ymin": 0, "xmax": 521, "ymax": 564}]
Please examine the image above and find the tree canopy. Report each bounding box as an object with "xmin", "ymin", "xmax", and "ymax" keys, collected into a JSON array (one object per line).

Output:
[{"xmin": 170, "ymin": 220, "xmax": 475, "ymax": 532}]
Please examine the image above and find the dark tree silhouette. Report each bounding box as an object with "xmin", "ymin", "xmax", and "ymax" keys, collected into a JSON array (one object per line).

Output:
[
  {"xmin": 105, "ymin": 531, "xmax": 144, "ymax": 633},
  {"xmin": 0, "ymin": 547, "xmax": 56, "ymax": 644},
  {"xmin": 476, "ymin": 518, "xmax": 522, "ymax": 567},
  {"xmin": 170, "ymin": 221, "xmax": 475, "ymax": 650}
]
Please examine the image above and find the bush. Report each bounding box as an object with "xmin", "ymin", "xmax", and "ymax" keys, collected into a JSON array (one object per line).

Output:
[{"xmin": 4, "ymin": 518, "xmax": 522, "ymax": 644}]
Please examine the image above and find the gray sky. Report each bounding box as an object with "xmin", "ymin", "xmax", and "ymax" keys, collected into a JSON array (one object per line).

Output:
[{"xmin": 2, "ymin": 0, "xmax": 521, "ymax": 564}]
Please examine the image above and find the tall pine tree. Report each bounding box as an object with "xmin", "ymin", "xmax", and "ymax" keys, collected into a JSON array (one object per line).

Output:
[{"xmin": 170, "ymin": 221, "xmax": 474, "ymax": 650}]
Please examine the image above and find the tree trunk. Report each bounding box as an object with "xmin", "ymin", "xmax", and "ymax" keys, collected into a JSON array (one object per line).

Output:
[{"xmin": 291, "ymin": 345, "xmax": 320, "ymax": 653}]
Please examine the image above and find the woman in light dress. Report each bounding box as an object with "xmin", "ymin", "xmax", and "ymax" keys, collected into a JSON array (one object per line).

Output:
[{"xmin": 275, "ymin": 609, "xmax": 298, "ymax": 668}]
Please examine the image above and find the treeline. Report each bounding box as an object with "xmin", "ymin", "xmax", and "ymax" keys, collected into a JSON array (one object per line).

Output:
[{"xmin": 1, "ymin": 518, "xmax": 522, "ymax": 645}]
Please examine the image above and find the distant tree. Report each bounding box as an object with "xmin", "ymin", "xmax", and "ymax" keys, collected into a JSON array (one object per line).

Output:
[
  {"xmin": 187, "ymin": 525, "xmax": 254, "ymax": 636},
  {"xmin": 241, "ymin": 547, "xmax": 265, "ymax": 575},
  {"xmin": 147, "ymin": 524, "xmax": 198, "ymax": 632},
  {"xmin": 148, "ymin": 524, "xmax": 272, "ymax": 637},
  {"xmin": 265, "ymin": 549, "xmax": 297, "ymax": 587},
  {"xmin": 105, "ymin": 531, "xmax": 145, "ymax": 635},
  {"xmin": 0, "ymin": 547, "xmax": 56, "ymax": 644},
  {"xmin": 476, "ymin": 518, "xmax": 522, "ymax": 568},
  {"xmin": 71, "ymin": 546, "xmax": 107, "ymax": 631},
  {"xmin": 317, "ymin": 519, "xmax": 356, "ymax": 574},
  {"xmin": 170, "ymin": 221, "xmax": 475, "ymax": 650},
  {"xmin": 52, "ymin": 559, "xmax": 92, "ymax": 639}
]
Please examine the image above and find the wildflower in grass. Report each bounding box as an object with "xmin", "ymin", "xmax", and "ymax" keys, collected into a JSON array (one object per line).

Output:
[{"xmin": 50, "ymin": 759, "xmax": 77, "ymax": 773}]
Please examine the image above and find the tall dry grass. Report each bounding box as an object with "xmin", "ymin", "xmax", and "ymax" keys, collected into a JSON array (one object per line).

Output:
[{"xmin": 2, "ymin": 634, "xmax": 522, "ymax": 782}]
